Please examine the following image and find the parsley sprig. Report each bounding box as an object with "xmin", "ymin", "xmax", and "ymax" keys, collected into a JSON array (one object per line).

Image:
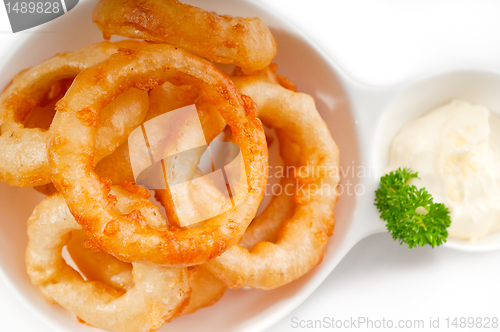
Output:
[{"xmin": 375, "ymin": 167, "xmax": 451, "ymax": 248}]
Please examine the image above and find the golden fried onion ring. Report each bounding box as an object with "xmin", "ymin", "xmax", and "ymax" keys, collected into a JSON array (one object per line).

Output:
[
  {"xmin": 92, "ymin": 0, "xmax": 277, "ymax": 73},
  {"xmin": 66, "ymin": 232, "xmax": 226, "ymax": 316},
  {"xmin": 25, "ymin": 188, "xmax": 190, "ymax": 332},
  {"xmin": 204, "ymin": 78, "xmax": 340, "ymax": 290},
  {"xmin": 0, "ymin": 41, "xmax": 149, "ymax": 187},
  {"xmin": 49, "ymin": 43, "xmax": 268, "ymax": 266}
]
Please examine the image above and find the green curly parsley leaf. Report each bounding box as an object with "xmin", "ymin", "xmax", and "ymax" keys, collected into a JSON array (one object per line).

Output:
[{"xmin": 374, "ymin": 167, "xmax": 451, "ymax": 248}]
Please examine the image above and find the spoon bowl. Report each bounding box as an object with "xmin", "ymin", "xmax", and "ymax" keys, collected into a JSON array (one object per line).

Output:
[{"xmin": 369, "ymin": 68, "xmax": 500, "ymax": 252}]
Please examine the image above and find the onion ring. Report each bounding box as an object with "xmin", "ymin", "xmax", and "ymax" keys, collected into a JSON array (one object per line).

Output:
[
  {"xmin": 92, "ymin": 0, "xmax": 277, "ymax": 73},
  {"xmin": 25, "ymin": 187, "xmax": 191, "ymax": 332},
  {"xmin": 49, "ymin": 43, "xmax": 268, "ymax": 266},
  {"xmin": 0, "ymin": 41, "xmax": 149, "ymax": 187},
  {"xmin": 204, "ymin": 77, "xmax": 340, "ymax": 290},
  {"xmin": 66, "ymin": 232, "xmax": 226, "ymax": 316}
]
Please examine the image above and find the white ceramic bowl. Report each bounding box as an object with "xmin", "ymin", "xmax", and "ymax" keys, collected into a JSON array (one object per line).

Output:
[
  {"xmin": 373, "ymin": 68, "xmax": 500, "ymax": 252},
  {"xmin": 1, "ymin": 0, "xmax": 500, "ymax": 332},
  {"xmin": 0, "ymin": 0, "xmax": 360, "ymax": 331}
]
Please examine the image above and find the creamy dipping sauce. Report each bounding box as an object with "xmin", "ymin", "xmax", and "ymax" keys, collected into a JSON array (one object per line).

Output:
[{"xmin": 387, "ymin": 99, "xmax": 500, "ymax": 241}]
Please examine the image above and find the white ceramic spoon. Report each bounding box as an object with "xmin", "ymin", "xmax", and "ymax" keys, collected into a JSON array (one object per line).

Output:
[{"xmin": 0, "ymin": 1, "xmax": 499, "ymax": 332}]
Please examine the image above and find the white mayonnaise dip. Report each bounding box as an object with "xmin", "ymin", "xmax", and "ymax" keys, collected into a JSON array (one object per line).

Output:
[{"xmin": 387, "ymin": 99, "xmax": 500, "ymax": 241}]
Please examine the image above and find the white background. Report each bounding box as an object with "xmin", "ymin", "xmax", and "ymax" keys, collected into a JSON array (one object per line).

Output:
[{"xmin": 1, "ymin": 0, "xmax": 500, "ymax": 331}]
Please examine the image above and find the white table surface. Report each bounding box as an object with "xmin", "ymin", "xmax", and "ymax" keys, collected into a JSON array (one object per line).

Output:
[{"xmin": 1, "ymin": 1, "xmax": 500, "ymax": 331}]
